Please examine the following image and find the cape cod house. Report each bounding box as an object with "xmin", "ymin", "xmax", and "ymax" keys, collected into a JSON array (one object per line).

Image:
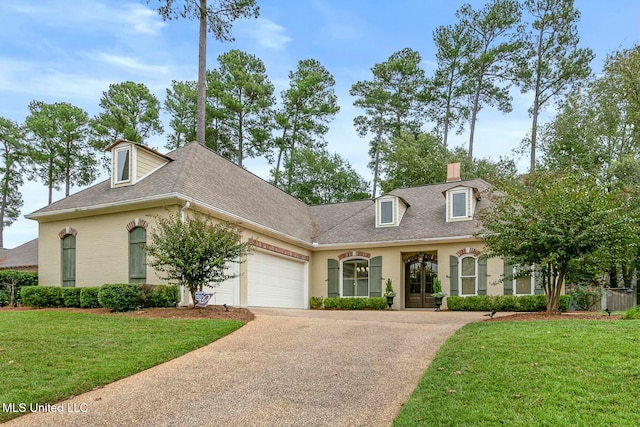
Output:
[{"xmin": 26, "ymin": 140, "xmax": 541, "ymax": 309}]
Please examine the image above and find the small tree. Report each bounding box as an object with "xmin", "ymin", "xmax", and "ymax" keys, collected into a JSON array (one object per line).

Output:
[
  {"xmin": 146, "ymin": 212, "xmax": 251, "ymax": 307},
  {"xmin": 478, "ymin": 172, "xmax": 638, "ymax": 313}
]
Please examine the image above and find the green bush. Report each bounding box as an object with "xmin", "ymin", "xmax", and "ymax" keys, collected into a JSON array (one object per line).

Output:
[
  {"xmin": 62, "ymin": 288, "xmax": 82, "ymax": 307},
  {"xmin": 150, "ymin": 285, "xmax": 179, "ymax": 307},
  {"xmin": 0, "ymin": 270, "xmax": 38, "ymax": 305},
  {"xmin": 309, "ymin": 296, "xmax": 323, "ymax": 309},
  {"xmin": 558, "ymin": 295, "xmax": 570, "ymax": 313},
  {"xmin": 0, "ymin": 289, "xmax": 8, "ymax": 307},
  {"xmin": 21, "ymin": 286, "xmax": 63, "ymax": 308},
  {"xmin": 517, "ymin": 295, "xmax": 546, "ymax": 312},
  {"xmin": 366, "ymin": 297, "xmax": 387, "ymax": 310},
  {"xmin": 493, "ymin": 295, "xmax": 518, "ymax": 311},
  {"xmin": 79, "ymin": 287, "xmax": 101, "ymax": 308},
  {"xmin": 445, "ymin": 296, "xmax": 464, "ymax": 310},
  {"xmin": 621, "ymin": 305, "xmax": 639, "ymax": 320},
  {"xmin": 448, "ymin": 294, "xmax": 569, "ymax": 312},
  {"xmin": 98, "ymin": 284, "xmax": 141, "ymax": 312},
  {"xmin": 323, "ymin": 297, "xmax": 338, "ymax": 309}
]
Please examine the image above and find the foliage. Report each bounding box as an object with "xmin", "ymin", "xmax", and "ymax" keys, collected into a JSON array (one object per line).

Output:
[
  {"xmin": 277, "ymin": 147, "xmax": 370, "ymax": 205},
  {"xmin": 621, "ymin": 305, "xmax": 639, "ymax": 320},
  {"xmin": 394, "ymin": 320, "xmax": 640, "ymax": 426},
  {"xmin": 146, "ymin": 212, "xmax": 251, "ymax": 307},
  {"xmin": 207, "ymin": 49, "xmax": 275, "ymax": 166},
  {"xmin": 384, "ymin": 278, "xmax": 394, "ymax": 296},
  {"xmin": 91, "ymin": 81, "xmax": 164, "ymax": 149},
  {"xmin": 479, "ymin": 171, "xmax": 638, "ymax": 313},
  {"xmin": 517, "ymin": 0, "xmax": 594, "ymax": 172},
  {"xmin": 61, "ymin": 287, "xmax": 82, "ymax": 308},
  {"xmin": 446, "ymin": 294, "xmax": 570, "ymax": 312},
  {"xmin": 309, "ymin": 296, "xmax": 323, "ymax": 309},
  {"xmin": 321, "ymin": 297, "xmax": 386, "ymax": 310},
  {"xmin": 79, "ymin": 287, "xmax": 101, "ymax": 308},
  {"xmin": 139, "ymin": 284, "xmax": 180, "ymax": 308},
  {"xmin": 98, "ymin": 283, "xmax": 141, "ymax": 312},
  {"xmin": 432, "ymin": 276, "xmax": 446, "ymax": 298},
  {"xmin": 0, "ymin": 310, "xmax": 243, "ymax": 423},
  {"xmin": 164, "ymin": 79, "xmax": 198, "ymax": 149},
  {"xmin": 21, "ymin": 286, "xmax": 63, "ymax": 308},
  {"xmin": 567, "ymin": 284, "xmax": 603, "ymax": 311},
  {"xmin": 0, "ymin": 117, "xmax": 25, "ymax": 247},
  {"xmin": 0, "ymin": 270, "xmax": 37, "ymax": 306},
  {"xmin": 272, "ymin": 58, "xmax": 340, "ymax": 191},
  {"xmin": 0, "ymin": 289, "xmax": 8, "ymax": 307},
  {"xmin": 350, "ymin": 48, "xmax": 429, "ymax": 198}
]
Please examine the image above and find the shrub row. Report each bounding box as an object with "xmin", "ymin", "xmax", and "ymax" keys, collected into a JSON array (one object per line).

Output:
[
  {"xmin": 321, "ymin": 297, "xmax": 386, "ymax": 310},
  {"xmin": 446, "ymin": 294, "xmax": 570, "ymax": 312},
  {"xmin": 0, "ymin": 270, "xmax": 38, "ymax": 306},
  {"xmin": 20, "ymin": 284, "xmax": 179, "ymax": 312}
]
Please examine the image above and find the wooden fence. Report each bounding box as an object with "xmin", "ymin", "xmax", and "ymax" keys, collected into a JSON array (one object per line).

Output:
[{"xmin": 603, "ymin": 288, "xmax": 637, "ymax": 311}]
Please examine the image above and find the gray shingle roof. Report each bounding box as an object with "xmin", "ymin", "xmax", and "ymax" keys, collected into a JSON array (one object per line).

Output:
[
  {"xmin": 28, "ymin": 142, "xmax": 492, "ymax": 247},
  {"xmin": 0, "ymin": 238, "xmax": 38, "ymax": 269}
]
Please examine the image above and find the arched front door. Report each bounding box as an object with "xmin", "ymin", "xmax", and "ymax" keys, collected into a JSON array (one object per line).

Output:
[{"xmin": 405, "ymin": 256, "xmax": 438, "ymax": 308}]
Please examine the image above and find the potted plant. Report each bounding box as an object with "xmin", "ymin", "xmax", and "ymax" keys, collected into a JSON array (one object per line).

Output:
[
  {"xmin": 384, "ymin": 278, "xmax": 395, "ymax": 310},
  {"xmin": 432, "ymin": 276, "xmax": 446, "ymax": 311}
]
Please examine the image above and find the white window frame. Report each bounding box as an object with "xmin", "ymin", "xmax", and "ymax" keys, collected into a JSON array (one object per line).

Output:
[
  {"xmin": 114, "ymin": 146, "xmax": 132, "ymax": 184},
  {"xmin": 380, "ymin": 200, "xmax": 394, "ymax": 225},
  {"xmin": 376, "ymin": 197, "xmax": 397, "ymax": 227},
  {"xmin": 340, "ymin": 257, "xmax": 370, "ymax": 297},
  {"xmin": 449, "ymin": 189, "xmax": 469, "ymax": 221},
  {"xmin": 513, "ymin": 264, "xmax": 535, "ymax": 295},
  {"xmin": 459, "ymin": 255, "xmax": 478, "ymax": 296}
]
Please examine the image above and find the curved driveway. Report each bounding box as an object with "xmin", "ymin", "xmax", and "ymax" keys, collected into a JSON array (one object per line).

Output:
[{"xmin": 7, "ymin": 309, "xmax": 486, "ymax": 427}]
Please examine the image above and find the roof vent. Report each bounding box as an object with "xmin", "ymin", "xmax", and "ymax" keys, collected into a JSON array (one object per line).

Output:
[{"xmin": 446, "ymin": 163, "xmax": 461, "ymax": 183}]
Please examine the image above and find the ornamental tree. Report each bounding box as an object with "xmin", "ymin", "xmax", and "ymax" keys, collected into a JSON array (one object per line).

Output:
[
  {"xmin": 478, "ymin": 172, "xmax": 638, "ymax": 313},
  {"xmin": 146, "ymin": 212, "xmax": 251, "ymax": 307}
]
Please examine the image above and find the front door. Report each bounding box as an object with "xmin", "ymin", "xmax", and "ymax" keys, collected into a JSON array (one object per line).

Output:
[{"xmin": 405, "ymin": 258, "xmax": 438, "ymax": 308}]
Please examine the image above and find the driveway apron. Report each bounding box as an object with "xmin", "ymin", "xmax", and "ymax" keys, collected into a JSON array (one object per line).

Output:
[{"xmin": 6, "ymin": 309, "xmax": 482, "ymax": 427}]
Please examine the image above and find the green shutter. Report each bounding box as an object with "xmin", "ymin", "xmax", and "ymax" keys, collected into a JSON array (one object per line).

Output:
[
  {"xmin": 478, "ymin": 257, "xmax": 488, "ymax": 295},
  {"xmin": 449, "ymin": 255, "xmax": 458, "ymax": 296},
  {"xmin": 503, "ymin": 258, "xmax": 513, "ymax": 295},
  {"xmin": 129, "ymin": 228, "xmax": 147, "ymax": 284},
  {"xmin": 369, "ymin": 256, "xmax": 382, "ymax": 297},
  {"xmin": 534, "ymin": 264, "xmax": 545, "ymax": 294},
  {"xmin": 328, "ymin": 259, "xmax": 339, "ymax": 298},
  {"xmin": 62, "ymin": 235, "xmax": 76, "ymax": 287}
]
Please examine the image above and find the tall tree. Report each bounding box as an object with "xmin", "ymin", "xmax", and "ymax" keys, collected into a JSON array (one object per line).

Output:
[
  {"xmin": 430, "ymin": 22, "xmax": 473, "ymax": 148},
  {"xmin": 350, "ymin": 48, "xmax": 428, "ymax": 198},
  {"xmin": 209, "ymin": 49, "xmax": 275, "ymax": 167},
  {"xmin": 479, "ymin": 172, "xmax": 638, "ymax": 313},
  {"xmin": 25, "ymin": 101, "xmax": 97, "ymax": 203},
  {"xmin": 164, "ymin": 79, "xmax": 197, "ymax": 149},
  {"xmin": 272, "ymin": 58, "xmax": 340, "ymax": 191},
  {"xmin": 518, "ymin": 0, "xmax": 594, "ymax": 172},
  {"xmin": 457, "ymin": 0, "xmax": 523, "ymax": 160},
  {"xmin": 276, "ymin": 147, "xmax": 370, "ymax": 205},
  {"xmin": 0, "ymin": 118, "xmax": 25, "ymax": 248},
  {"xmin": 148, "ymin": 0, "xmax": 259, "ymax": 145},
  {"xmin": 91, "ymin": 81, "xmax": 164, "ymax": 149}
]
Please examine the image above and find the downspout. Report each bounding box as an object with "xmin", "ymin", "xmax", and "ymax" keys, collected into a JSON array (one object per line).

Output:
[{"xmin": 178, "ymin": 201, "xmax": 191, "ymax": 306}]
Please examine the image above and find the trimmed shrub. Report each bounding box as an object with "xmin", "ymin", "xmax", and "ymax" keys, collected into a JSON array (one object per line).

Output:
[
  {"xmin": 323, "ymin": 297, "xmax": 338, "ymax": 309},
  {"xmin": 517, "ymin": 295, "xmax": 546, "ymax": 312},
  {"xmin": 0, "ymin": 289, "xmax": 8, "ymax": 307},
  {"xmin": 62, "ymin": 287, "xmax": 82, "ymax": 307},
  {"xmin": 79, "ymin": 287, "xmax": 101, "ymax": 308},
  {"xmin": 366, "ymin": 297, "xmax": 387, "ymax": 310},
  {"xmin": 493, "ymin": 295, "xmax": 518, "ymax": 311},
  {"xmin": 98, "ymin": 284, "xmax": 141, "ymax": 312},
  {"xmin": 445, "ymin": 296, "xmax": 464, "ymax": 311},
  {"xmin": 558, "ymin": 295, "xmax": 570, "ymax": 313},
  {"xmin": 0, "ymin": 270, "xmax": 38, "ymax": 305},
  {"xmin": 309, "ymin": 296, "xmax": 323, "ymax": 309},
  {"xmin": 21, "ymin": 286, "xmax": 63, "ymax": 308},
  {"xmin": 150, "ymin": 285, "xmax": 179, "ymax": 307},
  {"xmin": 448, "ymin": 294, "xmax": 570, "ymax": 312}
]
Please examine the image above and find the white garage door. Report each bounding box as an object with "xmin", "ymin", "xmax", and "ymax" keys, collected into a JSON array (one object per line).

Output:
[{"xmin": 247, "ymin": 251, "xmax": 306, "ymax": 309}]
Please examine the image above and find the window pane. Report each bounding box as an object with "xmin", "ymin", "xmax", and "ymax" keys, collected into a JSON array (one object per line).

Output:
[
  {"xmin": 461, "ymin": 277, "xmax": 475, "ymax": 295},
  {"xmin": 409, "ymin": 263, "xmax": 420, "ymax": 293},
  {"xmin": 130, "ymin": 228, "xmax": 146, "ymax": 283},
  {"xmin": 356, "ymin": 278, "xmax": 368, "ymax": 297},
  {"xmin": 461, "ymin": 257, "xmax": 475, "ymax": 276},
  {"xmin": 343, "ymin": 278, "xmax": 354, "ymax": 296},
  {"xmin": 117, "ymin": 149, "xmax": 130, "ymax": 181},
  {"xmin": 380, "ymin": 201, "xmax": 393, "ymax": 224},
  {"xmin": 516, "ymin": 276, "xmax": 531, "ymax": 294},
  {"xmin": 452, "ymin": 192, "xmax": 467, "ymax": 217},
  {"xmin": 343, "ymin": 259, "xmax": 369, "ymax": 297}
]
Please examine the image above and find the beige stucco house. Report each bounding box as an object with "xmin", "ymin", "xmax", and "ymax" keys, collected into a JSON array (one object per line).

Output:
[{"xmin": 26, "ymin": 140, "xmax": 541, "ymax": 309}]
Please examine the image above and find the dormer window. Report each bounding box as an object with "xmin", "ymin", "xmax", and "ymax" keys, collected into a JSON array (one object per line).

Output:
[
  {"xmin": 444, "ymin": 185, "xmax": 478, "ymax": 222},
  {"xmin": 376, "ymin": 195, "xmax": 409, "ymax": 228},
  {"xmin": 451, "ymin": 191, "xmax": 467, "ymax": 218},
  {"xmin": 115, "ymin": 147, "xmax": 131, "ymax": 183}
]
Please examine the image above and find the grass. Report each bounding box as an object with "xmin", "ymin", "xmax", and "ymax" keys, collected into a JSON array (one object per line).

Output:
[
  {"xmin": 0, "ymin": 310, "xmax": 243, "ymax": 422},
  {"xmin": 394, "ymin": 320, "xmax": 640, "ymax": 427}
]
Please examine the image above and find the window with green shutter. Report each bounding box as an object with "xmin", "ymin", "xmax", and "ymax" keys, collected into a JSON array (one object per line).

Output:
[
  {"xmin": 129, "ymin": 227, "xmax": 146, "ymax": 284},
  {"xmin": 61, "ymin": 235, "xmax": 76, "ymax": 287}
]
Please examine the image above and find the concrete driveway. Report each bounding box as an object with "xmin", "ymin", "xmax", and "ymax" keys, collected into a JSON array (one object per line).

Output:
[{"xmin": 6, "ymin": 309, "xmax": 485, "ymax": 427}]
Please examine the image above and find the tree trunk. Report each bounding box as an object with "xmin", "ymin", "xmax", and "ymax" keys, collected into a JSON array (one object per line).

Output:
[
  {"xmin": 196, "ymin": 0, "xmax": 207, "ymax": 145},
  {"xmin": 371, "ymin": 129, "xmax": 383, "ymax": 199},
  {"xmin": 530, "ymin": 26, "xmax": 545, "ymax": 173},
  {"xmin": 48, "ymin": 158, "xmax": 54, "ymax": 205},
  {"xmin": 468, "ymin": 75, "xmax": 483, "ymax": 161}
]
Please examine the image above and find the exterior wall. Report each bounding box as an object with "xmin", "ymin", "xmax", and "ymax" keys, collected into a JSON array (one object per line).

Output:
[
  {"xmin": 136, "ymin": 146, "xmax": 168, "ymax": 180},
  {"xmin": 37, "ymin": 206, "xmax": 178, "ymax": 287},
  {"xmin": 310, "ymin": 240, "xmax": 503, "ymax": 310}
]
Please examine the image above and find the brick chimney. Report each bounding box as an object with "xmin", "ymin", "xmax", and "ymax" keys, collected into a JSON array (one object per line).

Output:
[{"xmin": 446, "ymin": 162, "xmax": 461, "ymax": 182}]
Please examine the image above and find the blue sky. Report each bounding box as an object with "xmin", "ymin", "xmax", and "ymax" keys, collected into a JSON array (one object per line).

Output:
[{"xmin": 0, "ymin": 0, "xmax": 638, "ymax": 248}]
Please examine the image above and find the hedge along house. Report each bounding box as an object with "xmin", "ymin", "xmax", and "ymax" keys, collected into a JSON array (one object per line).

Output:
[{"xmin": 27, "ymin": 140, "xmax": 542, "ymax": 310}]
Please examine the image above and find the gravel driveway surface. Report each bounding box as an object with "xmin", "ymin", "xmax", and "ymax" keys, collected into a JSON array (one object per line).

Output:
[{"xmin": 6, "ymin": 309, "xmax": 485, "ymax": 427}]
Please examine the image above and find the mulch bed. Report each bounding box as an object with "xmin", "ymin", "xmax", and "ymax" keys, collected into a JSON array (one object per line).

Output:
[{"xmin": 0, "ymin": 305, "xmax": 255, "ymax": 322}]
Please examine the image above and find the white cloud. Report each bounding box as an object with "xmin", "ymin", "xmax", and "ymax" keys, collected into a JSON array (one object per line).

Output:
[
  {"xmin": 91, "ymin": 53, "xmax": 171, "ymax": 76},
  {"xmin": 236, "ymin": 18, "xmax": 292, "ymax": 51}
]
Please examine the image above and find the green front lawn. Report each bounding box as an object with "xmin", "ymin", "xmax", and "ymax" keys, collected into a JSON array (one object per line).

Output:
[
  {"xmin": 0, "ymin": 310, "xmax": 243, "ymax": 422},
  {"xmin": 395, "ymin": 320, "xmax": 640, "ymax": 427}
]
